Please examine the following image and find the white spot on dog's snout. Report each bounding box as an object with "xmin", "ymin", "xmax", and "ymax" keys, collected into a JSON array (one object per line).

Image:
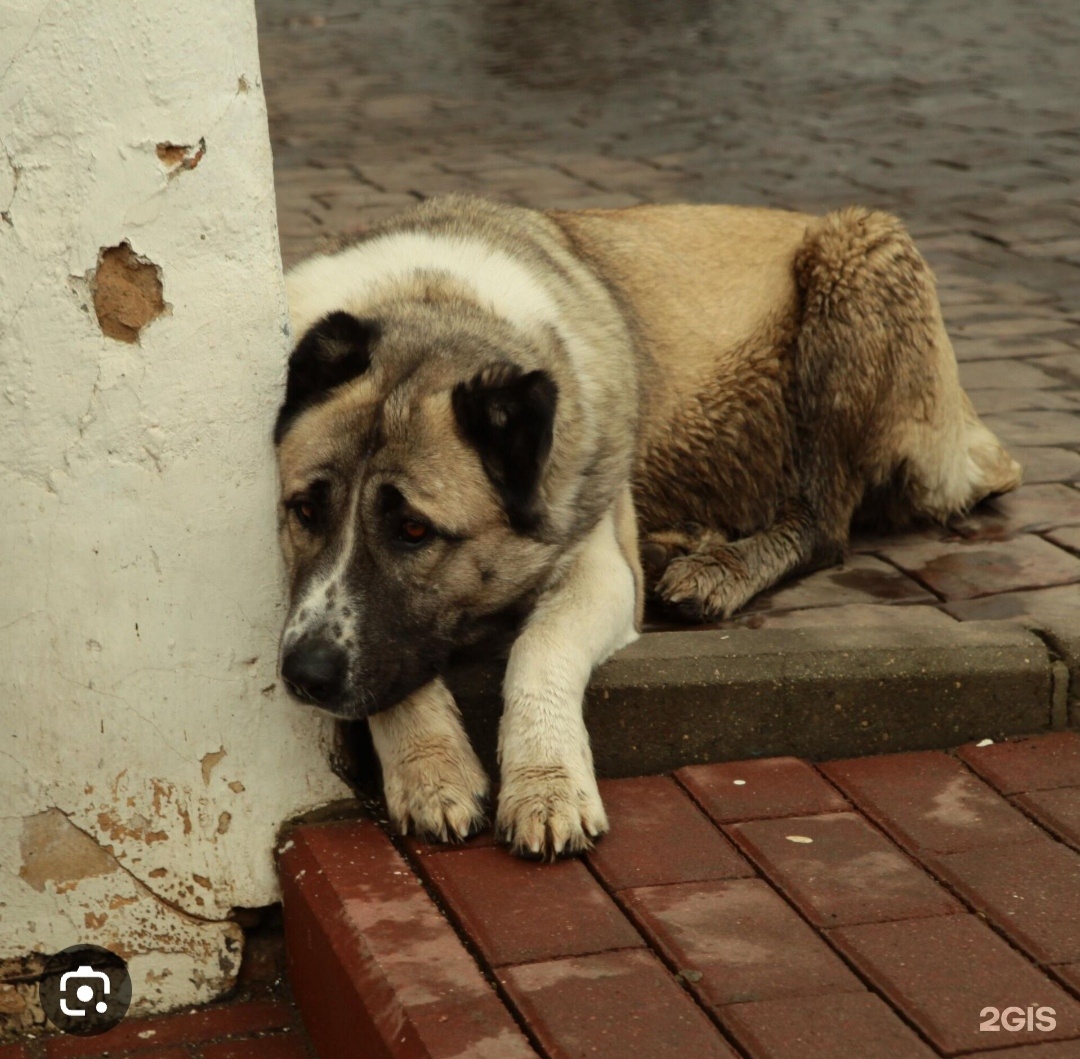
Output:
[{"xmin": 282, "ymin": 482, "xmax": 362, "ymax": 653}]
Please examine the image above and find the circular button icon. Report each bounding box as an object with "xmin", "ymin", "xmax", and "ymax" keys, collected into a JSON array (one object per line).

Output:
[{"xmin": 39, "ymin": 945, "xmax": 131, "ymax": 1036}]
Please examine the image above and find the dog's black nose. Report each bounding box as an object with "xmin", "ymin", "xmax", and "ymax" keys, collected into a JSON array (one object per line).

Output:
[{"xmin": 281, "ymin": 640, "xmax": 347, "ymax": 707}]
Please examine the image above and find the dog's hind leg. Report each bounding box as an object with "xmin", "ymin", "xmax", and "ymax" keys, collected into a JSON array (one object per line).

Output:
[
  {"xmin": 640, "ymin": 524, "xmax": 729, "ymax": 585},
  {"xmin": 368, "ymin": 676, "xmax": 490, "ymax": 843},
  {"xmin": 653, "ymin": 499, "xmax": 827, "ymax": 620},
  {"xmin": 652, "ymin": 207, "xmax": 1021, "ymax": 621},
  {"xmin": 794, "ymin": 206, "xmax": 1021, "ymax": 526}
]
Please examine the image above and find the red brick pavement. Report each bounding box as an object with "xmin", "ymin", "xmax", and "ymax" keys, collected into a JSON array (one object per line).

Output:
[
  {"xmin": 274, "ymin": 732, "xmax": 1080, "ymax": 1059},
  {"xmin": 5, "ymin": 999, "xmax": 316, "ymax": 1059}
]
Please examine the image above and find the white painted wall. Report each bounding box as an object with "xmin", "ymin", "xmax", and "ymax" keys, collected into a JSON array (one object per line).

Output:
[{"xmin": 0, "ymin": 0, "xmax": 347, "ymax": 1027}]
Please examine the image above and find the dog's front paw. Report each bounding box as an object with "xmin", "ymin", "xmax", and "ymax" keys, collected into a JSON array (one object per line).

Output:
[
  {"xmin": 496, "ymin": 764, "xmax": 608, "ymax": 859},
  {"xmin": 654, "ymin": 547, "xmax": 756, "ymax": 621},
  {"xmin": 381, "ymin": 742, "xmax": 490, "ymax": 844}
]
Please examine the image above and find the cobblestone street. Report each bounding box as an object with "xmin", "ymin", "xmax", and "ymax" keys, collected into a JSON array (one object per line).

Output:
[{"xmin": 254, "ymin": 0, "xmax": 1080, "ymax": 642}]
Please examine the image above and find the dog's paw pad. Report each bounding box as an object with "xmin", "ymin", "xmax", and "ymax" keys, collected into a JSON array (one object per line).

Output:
[
  {"xmin": 655, "ymin": 550, "xmax": 756, "ymax": 621},
  {"xmin": 496, "ymin": 765, "xmax": 608, "ymax": 860},
  {"xmin": 383, "ymin": 749, "xmax": 489, "ymax": 844}
]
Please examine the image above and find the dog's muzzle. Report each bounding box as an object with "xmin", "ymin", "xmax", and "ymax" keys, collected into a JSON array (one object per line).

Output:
[{"xmin": 281, "ymin": 635, "xmax": 348, "ymax": 710}]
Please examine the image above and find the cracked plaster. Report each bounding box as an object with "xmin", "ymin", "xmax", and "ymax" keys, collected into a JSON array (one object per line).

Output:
[{"xmin": 0, "ymin": 0, "xmax": 347, "ymax": 1026}]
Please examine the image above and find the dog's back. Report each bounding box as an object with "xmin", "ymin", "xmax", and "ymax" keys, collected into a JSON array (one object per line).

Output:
[{"xmin": 549, "ymin": 200, "xmax": 1019, "ymax": 617}]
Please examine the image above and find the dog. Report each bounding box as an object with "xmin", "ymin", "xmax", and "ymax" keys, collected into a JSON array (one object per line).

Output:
[{"xmin": 273, "ymin": 194, "xmax": 1020, "ymax": 858}]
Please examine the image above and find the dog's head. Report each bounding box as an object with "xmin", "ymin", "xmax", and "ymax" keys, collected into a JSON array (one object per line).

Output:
[{"xmin": 274, "ymin": 300, "xmax": 561, "ymax": 718}]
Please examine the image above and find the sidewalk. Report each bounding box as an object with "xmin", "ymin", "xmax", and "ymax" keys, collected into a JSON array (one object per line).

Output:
[{"xmin": 280, "ymin": 732, "xmax": 1080, "ymax": 1058}]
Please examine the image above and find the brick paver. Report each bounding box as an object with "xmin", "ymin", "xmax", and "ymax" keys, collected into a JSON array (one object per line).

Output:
[
  {"xmin": 498, "ymin": 949, "xmax": 739, "ymax": 1059},
  {"xmin": 621, "ymin": 878, "xmax": 866, "ymax": 1008},
  {"xmin": 415, "ymin": 845, "xmax": 644, "ymax": 966},
  {"xmin": 830, "ymin": 915, "xmax": 1080, "ymax": 1054},
  {"xmin": 721, "ymin": 992, "xmax": 936, "ymax": 1059},
  {"xmin": 967, "ymin": 1044, "xmax": 1080, "ymax": 1059},
  {"xmin": 820, "ymin": 750, "xmax": 1044, "ymax": 853},
  {"xmin": 926, "ymin": 831, "xmax": 1080, "ymax": 965},
  {"xmin": 257, "ymin": 735, "xmax": 1080, "ymax": 1058},
  {"xmin": 728, "ymin": 812, "xmax": 961, "ymax": 927},
  {"xmin": 876, "ymin": 534, "xmax": 1080, "ymax": 600},
  {"xmin": 1049, "ymin": 526, "xmax": 1080, "ymax": 552},
  {"xmin": 279, "ymin": 820, "xmax": 535, "ymax": 1059},
  {"xmin": 587, "ymin": 776, "xmax": 754, "ymax": 890},
  {"xmin": 676, "ymin": 757, "xmax": 850, "ymax": 824},
  {"xmin": 956, "ymin": 731, "xmax": 1080, "ymax": 792},
  {"xmin": 1014, "ymin": 787, "xmax": 1080, "ymax": 849},
  {"xmin": 956, "ymin": 484, "xmax": 1080, "ymax": 540},
  {"xmin": 255, "ymin": 0, "xmax": 1080, "ymax": 646},
  {"xmin": 1060, "ymin": 965, "xmax": 1080, "ymax": 995}
]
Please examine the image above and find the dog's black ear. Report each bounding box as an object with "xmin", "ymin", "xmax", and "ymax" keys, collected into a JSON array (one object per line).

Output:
[
  {"xmin": 274, "ymin": 312, "xmax": 379, "ymax": 443},
  {"xmin": 452, "ymin": 364, "xmax": 558, "ymax": 533}
]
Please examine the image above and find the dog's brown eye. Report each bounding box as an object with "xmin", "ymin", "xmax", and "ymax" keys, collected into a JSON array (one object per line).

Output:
[
  {"xmin": 289, "ymin": 498, "xmax": 320, "ymax": 531},
  {"xmin": 397, "ymin": 518, "xmax": 431, "ymax": 545}
]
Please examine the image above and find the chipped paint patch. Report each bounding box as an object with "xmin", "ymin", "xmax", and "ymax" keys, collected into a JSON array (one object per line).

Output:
[
  {"xmin": 200, "ymin": 748, "xmax": 227, "ymax": 786},
  {"xmin": 10, "ymin": 812, "xmax": 242, "ymax": 1031},
  {"xmin": 155, "ymin": 137, "xmax": 206, "ymax": 175},
  {"xmin": 19, "ymin": 810, "xmax": 117, "ymax": 893},
  {"xmin": 91, "ymin": 243, "xmax": 167, "ymax": 343}
]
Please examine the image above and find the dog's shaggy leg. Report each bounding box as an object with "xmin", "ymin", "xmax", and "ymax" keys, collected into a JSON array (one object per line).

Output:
[
  {"xmin": 368, "ymin": 677, "xmax": 489, "ymax": 843},
  {"xmin": 794, "ymin": 207, "xmax": 1020, "ymax": 525},
  {"xmin": 654, "ymin": 502, "xmax": 821, "ymax": 620},
  {"xmin": 497, "ymin": 503, "xmax": 639, "ymax": 859}
]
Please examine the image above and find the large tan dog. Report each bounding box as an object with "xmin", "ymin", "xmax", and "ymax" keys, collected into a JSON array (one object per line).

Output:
[{"xmin": 274, "ymin": 194, "xmax": 1020, "ymax": 858}]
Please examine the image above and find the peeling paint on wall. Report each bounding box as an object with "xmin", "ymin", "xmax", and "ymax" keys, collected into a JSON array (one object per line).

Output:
[
  {"xmin": 200, "ymin": 748, "xmax": 227, "ymax": 786},
  {"xmin": 156, "ymin": 137, "xmax": 207, "ymax": 175},
  {"xmin": 0, "ymin": 150, "xmax": 16, "ymax": 225},
  {"xmin": 91, "ymin": 242, "xmax": 167, "ymax": 343},
  {"xmin": 18, "ymin": 811, "xmax": 117, "ymax": 893},
  {"xmin": 0, "ymin": 0, "xmax": 347, "ymax": 1030},
  {"xmin": 5, "ymin": 811, "xmax": 243, "ymax": 1035}
]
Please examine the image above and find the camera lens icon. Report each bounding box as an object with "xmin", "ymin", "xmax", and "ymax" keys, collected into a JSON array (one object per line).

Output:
[
  {"xmin": 40, "ymin": 945, "xmax": 131, "ymax": 1036},
  {"xmin": 60, "ymin": 966, "xmax": 111, "ymax": 1016}
]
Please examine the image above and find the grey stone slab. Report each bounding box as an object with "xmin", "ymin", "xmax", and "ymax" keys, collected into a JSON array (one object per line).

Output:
[
  {"xmin": 447, "ymin": 624, "xmax": 1053, "ymax": 778},
  {"xmin": 945, "ymin": 586, "xmax": 1080, "ymax": 725}
]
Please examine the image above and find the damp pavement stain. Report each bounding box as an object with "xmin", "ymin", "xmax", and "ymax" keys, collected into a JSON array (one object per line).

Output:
[{"xmin": 880, "ymin": 533, "xmax": 1080, "ymax": 599}]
